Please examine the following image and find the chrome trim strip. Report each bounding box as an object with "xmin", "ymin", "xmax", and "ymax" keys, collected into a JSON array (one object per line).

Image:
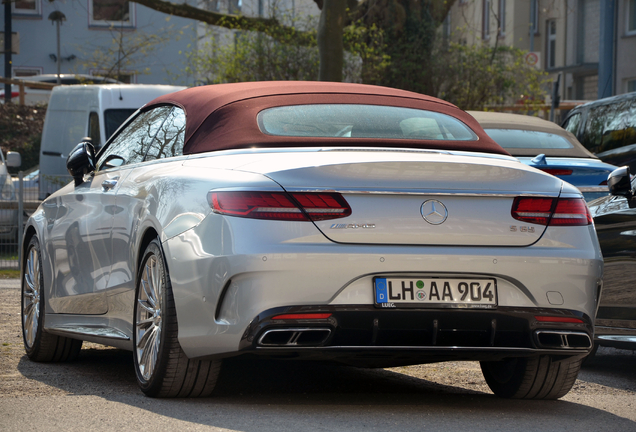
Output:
[
  {"xmin": 282, "ymin": 187, "xmax": 561, "ymax": 198},
  {"xmin": 577, "ymin": 186, "xmax": 609, "ymax": 193},
  {"xmin": 48, "ymin": 325, "xmax": 130, "ymax": 340},
  {"xmin": 255, "ymin": 345, "xmax": 589, "ymax": 353},
  {"xmin": 596, "ymin": 335, "xmax": 636, "ymax": 343},
  {"xmin": 208, "ymin": 186, "xmax": 559, "ymax": 198}
]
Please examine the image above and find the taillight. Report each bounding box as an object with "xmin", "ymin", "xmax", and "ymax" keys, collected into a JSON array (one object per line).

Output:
[
  {"xmin": 511, "ymin": 197, "xmax": 554, "ymax": 225},
  {"xmin": 209, "ymin": 191, "xmax": 351, "ymax": 221},
  {"xmin": 551, "ymin": 199, "xmax": 593, "ymax": 226},
  {"xmin": 511, "ymin": 197, "xmax": 591, "ymax": 226},
  {"xmin": 538, "ymin": 168, "xmax": 573, "ymax": 176}
]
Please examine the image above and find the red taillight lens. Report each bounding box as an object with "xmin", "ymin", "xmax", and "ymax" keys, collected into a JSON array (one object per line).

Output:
[
  {"xmin": 538, "ymin": 168, "xmax": 573, "ymax": 176},
  {"xmin": 535, "ymin": 316, "xmax": 584, "ymax": 324},
  {"xmin": 511, "ymin": 197, "xmax": 555, "ymax": 225},
  {"xmin": 209, "ymin": 191, "xmax": 351, "ymax": 221},
  {"xmin": 512, "ymin": 197, "xmax": 591, "ymax": 226},
  {"xmin": 289, "ymin": 192, "xmax": 352, "ymax": 221},
  {"xmin": 272, "ymin": 313, "xmax": 332, "ymax": 320},
  {"xmin": 550, "ymin": 198, "xmax": 593, "ymax": 226}
]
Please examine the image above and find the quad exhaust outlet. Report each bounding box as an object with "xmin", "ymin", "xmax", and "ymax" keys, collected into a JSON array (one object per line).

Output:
[
  {"xmin": 258, "ymin": 328, "xmax": 332, "ymax": 347},
  {"xmin": 535, "ymin": 330, "xmax": 592, "ymax": 349}
]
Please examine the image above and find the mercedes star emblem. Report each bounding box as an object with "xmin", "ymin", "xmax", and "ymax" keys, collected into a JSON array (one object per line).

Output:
[{"xmin": 420, "ymin": 199, "xmax": 448, "ymax": 225}]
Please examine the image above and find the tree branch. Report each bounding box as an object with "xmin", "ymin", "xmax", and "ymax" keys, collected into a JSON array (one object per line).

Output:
[{"xmin": 131, "ymin": 0, "xmax": 316, "ymax": 46}]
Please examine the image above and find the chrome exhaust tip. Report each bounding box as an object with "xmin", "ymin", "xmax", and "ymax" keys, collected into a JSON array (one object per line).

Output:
[
  {"xmin": 258, "ymin": 328, "xmax": 332, "ymax": 347},
  {"xmin": 535, "ymin": 330, "xmax": 592, "ymax": 349}
]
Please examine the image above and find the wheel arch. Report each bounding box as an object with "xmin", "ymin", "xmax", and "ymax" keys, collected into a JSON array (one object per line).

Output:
[
  {"xmin": 137, "ymin": 227, "xmax": 161, "ymax": 275},
  {"xmin": 22, "ymin": 225, "xmax": 37, "ymax": 263}
]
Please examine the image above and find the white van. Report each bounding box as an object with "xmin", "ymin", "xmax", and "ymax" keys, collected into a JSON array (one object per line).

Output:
[
  {"xmin": 39, "ymin": 84, "xmax": 185, "ymax": 199},
  {"xmin": 0, "ymin": 74, "xmax": 122, "ymax": 105}
]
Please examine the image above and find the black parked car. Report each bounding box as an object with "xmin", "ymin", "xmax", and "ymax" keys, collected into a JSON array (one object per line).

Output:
[
  {"xmin": 562, "ymin": 92, "xmax": 636, "ymax": 172},
  {"xmin": 588, "ymin": 167, "xmax": 636, "ymax": 350}
]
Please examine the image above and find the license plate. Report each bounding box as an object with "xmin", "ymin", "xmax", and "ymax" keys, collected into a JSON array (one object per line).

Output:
[{"xmin": 374, "ymin": 277, "xmax": 497, "ymax": 309}]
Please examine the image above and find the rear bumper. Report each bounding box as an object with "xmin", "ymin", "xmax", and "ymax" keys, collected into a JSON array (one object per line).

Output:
[
  {"xmin": 163, "ymin": 214, "xmax": 602, "ymax": 360},
  {"xmin": 213, "ymin": 305, "xmax": 594, "ymax": 366}
]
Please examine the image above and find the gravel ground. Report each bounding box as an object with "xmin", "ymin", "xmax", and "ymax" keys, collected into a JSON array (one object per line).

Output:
[{"xmin": 2, "ymin": 280, "xmax": 636, "ymax": 430}]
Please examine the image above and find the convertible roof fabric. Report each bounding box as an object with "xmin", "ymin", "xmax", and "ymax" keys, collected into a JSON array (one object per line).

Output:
[
  {"xmin": 468, "ymin": 110, "xmax": 596, "ymax": 158},
  {"xmin": 145, "ymin": 81, "xmax": 510, "ymax": 156}
]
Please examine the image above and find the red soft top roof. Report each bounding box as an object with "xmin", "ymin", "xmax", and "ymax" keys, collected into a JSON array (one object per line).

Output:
[{"xmin": 145, "ymin": 81, "xmax": 510, "ymax": 156}]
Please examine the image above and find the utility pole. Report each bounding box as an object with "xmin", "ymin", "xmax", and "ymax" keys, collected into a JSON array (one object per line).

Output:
[
  {"xmin": 4, "ymin": 0, "xmax": 12, "ymax": 103},
  {"xmin": 598, "ymin": 0, "xmax": 616, "ymax": 99},
  {"xmin": 48, "ymin": 11, "xmax": 66, "ymax": 85},
  {"xmin": 529, "ymin": 0, "xmax": 535, "ymax": 52}
]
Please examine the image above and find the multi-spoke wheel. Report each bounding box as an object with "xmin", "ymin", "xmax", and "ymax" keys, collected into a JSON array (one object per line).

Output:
[
  {"xmin": 21, "ymin": 236, "xmax": 82, "ymax": 362},
  {"xmin": 132, "ymin": 238, "xmax": 221, "ymax": 398},
  {"xmin": 135, "ymin": 253, "xmax": 163, "ymax": 381},
  {"xmin": 481, "ymin": 355, "xmax": 582, "ymax": 399}
]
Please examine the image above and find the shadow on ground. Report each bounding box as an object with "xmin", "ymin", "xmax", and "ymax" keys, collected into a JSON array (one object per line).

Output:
[{"xmin": 15, "ymin": 346, "xmax": 636, "ymax": 431}]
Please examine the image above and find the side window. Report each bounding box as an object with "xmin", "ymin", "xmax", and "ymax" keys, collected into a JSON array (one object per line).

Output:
[
  {"xmin": 583, "ymin": 105, "xmax": 609, "ymax": 153},
  {"xmin": 599, "ymin": 100, "xmax": 634, "ymax": 153},
  {"xmin": 562, "ymin": 112, "xmax": 581, "ymax": 136},
  {"xmin": 621, "ymin": 99, "xmax": 636, "ymax": 148},
  {"xmin": 144, "ymin": 107, "xmax": 186, "ymax": 161},
  {"xmin": 88, "ymin": 112, "xmax": 101, "ymax": 149},
  {"xmin": 97, "ymin": 106, "xmax": 172, "ymax": 170}
]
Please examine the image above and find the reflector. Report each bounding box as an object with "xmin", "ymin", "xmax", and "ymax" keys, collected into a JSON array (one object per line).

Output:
[
  {"xmin": 272, "ymin": 313, "xmax": 332, "ymax": 320},
  {"xmin": 535, "ymin": 316, "xmax": 584, "ymax": 324}
]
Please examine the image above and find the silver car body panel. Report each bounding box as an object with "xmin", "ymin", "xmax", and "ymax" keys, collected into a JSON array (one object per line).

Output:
[{"xmin": 27, "ymin": 148, "xmax": 603, "ymax": 358}]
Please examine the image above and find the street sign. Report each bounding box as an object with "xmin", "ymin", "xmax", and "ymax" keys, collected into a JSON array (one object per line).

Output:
[
  {"xmin": 524, "ymin": 51, "xmax": 541, "ymax": 69},
  {"xmin": 0, "ymin": 32, "xmax": 20, "ymax": 55}
]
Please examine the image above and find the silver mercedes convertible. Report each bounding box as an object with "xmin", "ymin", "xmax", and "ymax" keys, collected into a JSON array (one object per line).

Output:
[{"xmin": 21, "ymin": 82, "xmax": 603, "ymax": 399}]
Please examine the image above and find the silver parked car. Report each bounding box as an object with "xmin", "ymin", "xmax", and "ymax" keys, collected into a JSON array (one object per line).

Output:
[{"xmin": 21, "ymin": 82, "xmax": 603, "ymax": 399}]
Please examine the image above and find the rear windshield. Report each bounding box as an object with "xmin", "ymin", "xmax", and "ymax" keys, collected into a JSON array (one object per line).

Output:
[
  {"xmin": 484, "ymin": 129, "xmax": 573, "ymax": 149},
  {"xmin": 104, "ymin": 108, "xmax": 138, "ymax": 139},
  {"xmin": 257, "ymin": 104, "xmax": 478, "ymax": 141}
]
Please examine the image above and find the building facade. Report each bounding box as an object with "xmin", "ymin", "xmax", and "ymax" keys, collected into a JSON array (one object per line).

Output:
[
  {"xmin": 447, "ymin": 0, "xmax": 636, "ymax": 101},
  {"xmin": 1, "ymin": 0, "xmax": 197, "ymax": 85}
]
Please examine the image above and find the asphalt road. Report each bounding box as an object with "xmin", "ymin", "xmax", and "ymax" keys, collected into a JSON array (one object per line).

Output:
[{"xmin": 1, "ymin": 279, "xmax": 635, "ymax": 432}]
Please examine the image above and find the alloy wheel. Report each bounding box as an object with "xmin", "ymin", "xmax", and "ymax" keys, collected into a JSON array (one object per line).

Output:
[
  {"xmin": 135, "ymin": 255, "xmax": 163, "ymax": 381},
  {"xmin": 22, "ymin": 246, "xmax": 41, "ymax": 349}
]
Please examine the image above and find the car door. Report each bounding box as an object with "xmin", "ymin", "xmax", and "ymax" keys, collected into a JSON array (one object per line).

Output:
[
  {"xmin": 107, "ymin": 106, "xmax": 186, "ymax": 293},
  {"xmin": 47, "ymin": 107, "xmax": 172, "ymax": 314},
  {"xmin": 593, "ymin": 192, "xmax": 636, "ymax": 330}
]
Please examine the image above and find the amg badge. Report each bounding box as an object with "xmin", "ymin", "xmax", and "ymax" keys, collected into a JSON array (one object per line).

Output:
[{"xmin": 330, "ymin": 223, "xmax": 376, "ymax": 229}]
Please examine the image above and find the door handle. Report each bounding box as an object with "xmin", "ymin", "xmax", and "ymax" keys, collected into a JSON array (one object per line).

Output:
[{"xmin": 101, "ymin": 179, "xmax": 118, "ymax": 191}]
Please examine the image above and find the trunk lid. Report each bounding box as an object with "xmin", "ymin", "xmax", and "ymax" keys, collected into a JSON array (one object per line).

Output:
[{"xmin": 198, "ymin": 149, "xmax": 566, "ymax": 246}]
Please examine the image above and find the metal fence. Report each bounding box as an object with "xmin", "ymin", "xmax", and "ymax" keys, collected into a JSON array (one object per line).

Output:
[{"xmin": 0, "ymin": 171, "xmax": 66, "ymax": 270}]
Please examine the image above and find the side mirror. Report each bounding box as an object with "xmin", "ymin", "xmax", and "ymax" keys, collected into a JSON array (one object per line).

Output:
[
  {"xmin": 66, "ymin": 142, "xmax": 96, "ymax": 186},
  {"xmin": 607, "ymin": 166, "xmax": 633, "ymax": 197},
  {"xmin": 6, "ymin": 152, "xmax": 21, "ymax": 168}
]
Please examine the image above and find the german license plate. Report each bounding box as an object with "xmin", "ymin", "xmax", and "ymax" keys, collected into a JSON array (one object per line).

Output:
[{"xmin": 374, "ymin": 277, "xmax": 497, "ymax": 309}]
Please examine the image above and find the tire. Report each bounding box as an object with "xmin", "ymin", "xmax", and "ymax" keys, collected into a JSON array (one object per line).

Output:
[
  {"xmin": 480, "ymin": 355, "xmax": 582, "ymax": 399},
  {"xmin": 133, "ymin": 238, "xmax": 221, "ymax": 398},
  {"xmin": 21, "ymin": 236, "xmax": 82, "ymax": 362}
]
